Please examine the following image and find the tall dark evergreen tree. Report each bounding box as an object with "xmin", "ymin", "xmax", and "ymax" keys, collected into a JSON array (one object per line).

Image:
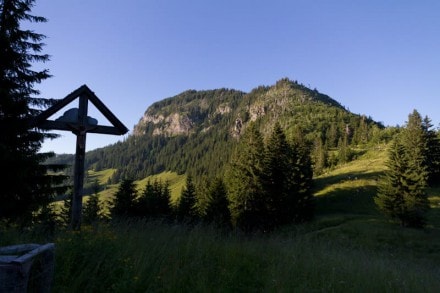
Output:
[
  {"xmin": 83, "ymin": 180, "xmax": 101, "ymax": 224},
  {"xmin": 176, "ymin": 175, "xmax": 198, "ymax": 222},
  {"xmin": 0, "ymin": 0, "xmax": 66, "ymax": 224},
  {"xmin": 375, "ymin": 141, "xmax": 407, "ymax": 223},
  {"xmin": 375, "ymin": 140, "xmax": 429, "ymax": 227},
  {"xmin": 401, "ymin": 110, "xmax": 426, "ymax": 169},
  {"xmin": 375, "ymin": 110, "xmax": 430, "ymax": 228},
  {"xmin": 111, "ymin": 179, "xmax": 137, "ymax": 217},
  {"xmin": 161, "ymin": 180, "xmax": 172, "ymax": 215},
  {"xmin": 34, "ymin": 202, "xmax": 59, "ymax": 233},
  {"xmin": 137, "ymin": 179, "xmax": 154, "ymax": 216},
  {"xmin": 422, "ymin": 116, "xmax": 440, "ymax": 185},
  {"xmin": 289, "ymin": 132, "xmax": 314, "ymax": 222},
  {"xmin": 138, "ymin": 179, "xmax": 172, "ymax": 218},
  {"xmin": 225, "ymin": 122, "xmax": 268, "ymax": 232},
  {"xmin": 203, "ymin": 177, "xmax": 231, "ymax": 229},
  {"xmin": 262, "ymin": 122, "xmax": 292, "ymax": 227},
  {"xmin": 59, "ymin": 192, "xmax": 72, "ymax": 227}
]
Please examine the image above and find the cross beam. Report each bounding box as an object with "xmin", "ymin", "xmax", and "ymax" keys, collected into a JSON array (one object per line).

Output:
[{"xmin": 31, "ymin": 85, "xmax": 128, "ymax": 230}]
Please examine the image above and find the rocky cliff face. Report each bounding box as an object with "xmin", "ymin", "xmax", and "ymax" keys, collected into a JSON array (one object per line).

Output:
[
  {"xmin": 133, "ymin": 89, "xmax": 245, "ymax": 137},
  {"xmin": 134, "ymin": 111, "xmax": 192, "ymax": 136}
]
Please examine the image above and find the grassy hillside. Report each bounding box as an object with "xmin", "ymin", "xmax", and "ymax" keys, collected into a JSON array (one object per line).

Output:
[
  {"xmin": 313, "ymin": 145, "xmax": 388, "ymax": 217},
  {"xmin": 134, "ymin": 171, "xmax": 187, "ymax": 203},
  {"xmin": 82, "ymin": 170, "xmax": 187, "ymax": 212},
  {"xmin": 3, "ymin": 146, "xmax": 440, "ymax": 292}
]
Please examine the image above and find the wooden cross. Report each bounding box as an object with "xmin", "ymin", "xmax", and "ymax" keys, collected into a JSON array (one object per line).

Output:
[{"xmin": 32, "ymin": 85, "xmax": 128, "ymax": 230}]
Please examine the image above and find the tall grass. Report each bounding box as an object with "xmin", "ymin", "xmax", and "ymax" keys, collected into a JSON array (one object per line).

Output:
[{"xmin": 2, "ymin": 219, "xmax": 439, "ymax": 292}]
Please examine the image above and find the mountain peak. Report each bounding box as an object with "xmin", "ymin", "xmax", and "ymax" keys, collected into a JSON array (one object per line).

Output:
[{"xmin": 133, "ymin": 78, "xmax": 344, "ymax": 137}]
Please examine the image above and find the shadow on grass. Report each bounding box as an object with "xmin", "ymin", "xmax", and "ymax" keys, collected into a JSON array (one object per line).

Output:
[
  {"xmin": 312, "ymin": 174, "xmax": 440, "ymax": 228},
  {"xmin": 313, "ymin": 170, "xmax": 383, "ymax": 191},
  {"xmin": 312, "ymin": 170, "xmax": 383, "ymax": 217},
  {"xmin": 314, "ymin": 184, "xmax": 380, "ymax": 216}
]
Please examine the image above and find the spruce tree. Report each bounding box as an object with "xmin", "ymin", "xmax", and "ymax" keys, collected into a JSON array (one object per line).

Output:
[
  {"xmin": 138, "ymin": 179, "xmax": 171, "ymax": 218},
  {"xmin": 225, "ymin": 122, "xmax": 268, "ymax": 232},
  {"xmin": 60, "ymin": 193, "xmax": 72, "ymax": 227},
  {"xmin": 160, "ymin": 180, "xmax": 172, "ymax": 217},
  {"xmin": 83, "ymin": 180, "xmax": 101, "ymax": 224},
  {"xmin": 422, "ymin": 116, "xmax": 440, "ymax": 185},
  {"xmin": 154, "ymin": 179, "xmax": 172, "ymax": 216},
  {"xmin": 375, "ymin": 110, "xmax": 430, "ymax": 228},
  {"xmin": 0, "ymin": 0, "xmax": 66, "ymax": 224},
  {"xmin": 375, "ymin": 140, "xmax": 429, "ymax": 227},
  {"xmin": 111, "ymin": 179, "xmax": 137, "ymax": 218},
  {"xmin": 401, "ymin": 110, "xmax": 426, "ymax": 169},
  {"xmin": 34, "ymin": 203, "xmax": 60, "ymax": 234},
  {"xmin": 289, "ymin": 133, "xmax": 314, "ymax": 222},
  {"xmin": 176, "ymin": 175, "xmax": 198, "ymax": 222},
  {"xmin": 203, "ymin": 177, "xmax": 231, "ymax": 229},
  {"xmin": 137, "ymin": 179, "xmax": 155, "ymax": 216},
  {"xmin": 262, "ymin": 122, "xmax": 292, "ymax": 227}
]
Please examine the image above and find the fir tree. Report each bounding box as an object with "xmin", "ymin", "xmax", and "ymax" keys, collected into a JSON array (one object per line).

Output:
[
  {"xmin": 60, "ymin": 192, "xmax": 72, "ymax": 227},
  {"xmin": 289, "ymin": 132, "xmax": 314, "ymax": 222},
  {"xmin": 401, "ymin": 110, "xmax": 426, "ymax": 169},
  {"xmin": 375, "ymin": 110, "xmax": 430, "ymax": 228},
  {"xmin": 203, "ymin": 177, "xmax": 231, "ymax": 229},
  {"xmin": 160, "ymin": 180, "xmax": 173, "ymax": 216},
  {"xmin": 0, "ymin": 0, "xmax": 67, "ymax": 224},
  {"xmin": 262, "ymin": 122, "xmax": 292, "ymax": 227},
  {"xmin": 154, "ymin": 179, "xmax": 172, "ymax": 216},
  {"xmin": 34, "ymin": 203, "xmax": 60, "ymax": 234},
  {"xmin": 176, "ymin": 175, "xmax": 198, "ymax": 222},
  {"xmin": 422, "ymin": 116, "xmax": 440, "ymax": 185},
  {"xmin": 138, "ymin": 179, "xmax": 171, "ymax": 218},
  {"xmin": 83, "ymin": 180, "xmax": 101, "ymax": 224},
  {"xmin": 375, "ymin": 141, "xmax": 429, "ymax": 227},
  {"xmin": 225, "ymin": 122, "xmax": 268, "ymax": 232},
  {"xmin": 137, "ymin": 179, "xmax": 154, "ymax": 216},
  {"xmin": 111, "ymin": 179, "xmax": 137, "ymax": 218},
  {"xmin": 375, "ymin": 142, "xmax": 406, "ymax": 222}
]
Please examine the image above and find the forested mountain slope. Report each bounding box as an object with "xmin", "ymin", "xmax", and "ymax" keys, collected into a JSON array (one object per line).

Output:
[{"xmin": 50, "ymin": 78, "xmax": 385, "ymax": 183}]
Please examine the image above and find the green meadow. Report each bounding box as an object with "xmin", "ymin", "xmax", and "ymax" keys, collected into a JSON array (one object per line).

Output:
[
  {"xmin": 2, "ymin": 146, "xmax": 440, "ymax": 292},
  {"xmin": 82, "ymin": 170, "xmax": 187, "ymax": 215}
]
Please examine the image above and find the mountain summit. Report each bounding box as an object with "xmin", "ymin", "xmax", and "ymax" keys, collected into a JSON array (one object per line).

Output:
[{"xmin": 81, "ymin": 78, "xmax": 381, "ymax": 182}]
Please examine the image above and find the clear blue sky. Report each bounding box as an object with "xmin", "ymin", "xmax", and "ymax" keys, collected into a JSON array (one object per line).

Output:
[{"xmin": 30, "ymin": 0, "xmax": 440, "ymax": 154}]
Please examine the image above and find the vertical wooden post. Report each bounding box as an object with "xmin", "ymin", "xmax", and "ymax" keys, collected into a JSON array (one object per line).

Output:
[
  {"xmin": 71, "ymin": 95, "xmax": 88, "ymax": 230},
  {"xmin": 31, "ymin": 85, "xmax": 128, "ymax": 231}
]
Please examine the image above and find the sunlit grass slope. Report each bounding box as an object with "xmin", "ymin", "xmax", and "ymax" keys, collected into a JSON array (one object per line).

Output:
[
  {"xmin": 313, "ymin": 145, "xmax": 440, "ymax": 225},
  {"xmin": 313, "ymin": 146, "xmax": 388, "ymax": 217},
  {"xmin": 307, "ymin": 145, "xmax": 440, "ymax": 265},
  {"xmin": 84, "ymin": 170, "xmax": 186, "ymax": 207}
]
